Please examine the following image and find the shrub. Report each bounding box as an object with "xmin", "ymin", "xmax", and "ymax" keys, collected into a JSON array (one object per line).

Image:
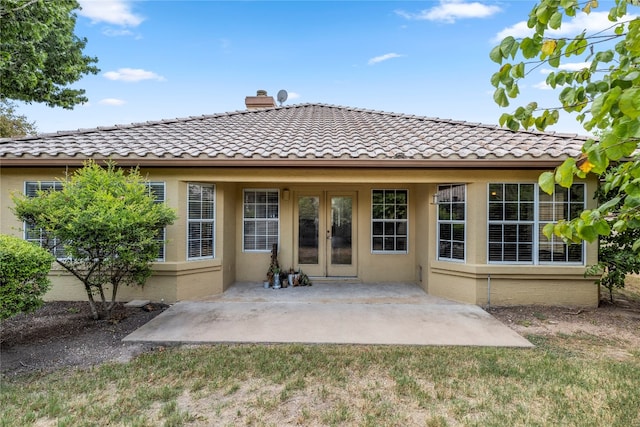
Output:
[{"xmin": 0, "ymin": 234, "xmax": 54, "ymax": 320}]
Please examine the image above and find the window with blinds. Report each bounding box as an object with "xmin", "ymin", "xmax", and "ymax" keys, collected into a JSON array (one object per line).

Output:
[
  {"xmin": 436, "ymin": 184, "xmax": 466, "ymax": 261},
  {"xmin": 24, "ymin": 181, "xmax": 168, "ymax": 261},
  {"xmin": 187, "ymin": 183, "xmax": 215, "ymax": 259},
  {"xmin": 24, "ymin": 181, "xmax": 66, "ymax": 258},
  {"xmin": 488, "ymin": 183, "xmax": 585, "ymax": 264},
  {"xmin": 243, "ymin": 189, "xmax": 279, "ymax": 252},
  {"xmin": 146, "ymin": 182, "xmax": 167, "ymax": 261}
]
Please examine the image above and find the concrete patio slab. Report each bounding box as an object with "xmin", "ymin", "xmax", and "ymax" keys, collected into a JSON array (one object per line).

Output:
[{"xmin": 123, "ymin": 282, "xmax": 533, "ymax": 347}]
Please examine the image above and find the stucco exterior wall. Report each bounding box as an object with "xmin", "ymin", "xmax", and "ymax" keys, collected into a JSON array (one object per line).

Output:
[
  {"xmin": 0, "ymin": 166, "xmax": 600, "ymax": 306},
  {"xmin": 423, "ymin": 169, "xmax": 599, "ymax": 307}
]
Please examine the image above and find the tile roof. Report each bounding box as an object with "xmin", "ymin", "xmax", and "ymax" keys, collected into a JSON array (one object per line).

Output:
[{"xmin": 0, "ymin": 103, "xmax": 588, "ymax": 166}]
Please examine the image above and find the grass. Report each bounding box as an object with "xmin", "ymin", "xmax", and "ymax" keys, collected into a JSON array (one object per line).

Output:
[
  {"xmin": 2, "ymin": 279, "xmax": 639, "ymax": 426},
  {"xmin": 2, "ymin": 343, "xmax": 639, "ymax": 426}
]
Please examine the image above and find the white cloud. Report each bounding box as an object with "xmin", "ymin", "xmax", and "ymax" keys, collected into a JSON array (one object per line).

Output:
[
  {"xmin": 78, "ymin": 0, "xmax": 144, "ymax": 27},
  {"xmin": 540, "ymin": 62, "xmax": 591, "ymax": 74},
  {"xmin": 103, "ymin": 68, "xmax": 166, "ymax": 82},
  {"xmin": 368, "ymin": 53, "xmax": 404, "ymax": 65},
  {"xmin": 396, "ymin": 0, "xmax": 501, "ymax": 24},
  {"xmin": 287, "ymin": 92, "xmax": 301, "ymax": 100},
  {"xmin": 98, "ymin": 98, "xmax": 126, "ymax": 106},
  {"xmin": 102, "ymin": 28, "xmax": 136, "ymax": 37},
  {"xmin": 493, "ymin": 11, "xmax": 638, "ymax": 42},
  {"xmin": 533, "ymin": 81, "xmax": 552, "ymax": 90}
]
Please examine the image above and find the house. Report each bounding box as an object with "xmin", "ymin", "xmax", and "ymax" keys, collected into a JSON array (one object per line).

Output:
[{"xmin": 0, "ymin": 91, "xmax": 599, "ymax": 306}]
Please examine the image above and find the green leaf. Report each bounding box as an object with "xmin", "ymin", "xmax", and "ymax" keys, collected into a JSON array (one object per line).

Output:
[
  {"xmin": 511, "ymin": 62, "xmax": 525, "ymax": 79},
  {"xmin": 619, "ymin": 88, "xmax": 640, "ymax": 119},
  {"xmin": 536, "ymin": 4, "xmax": 551, "ymax": 24},
  {"xmin": 633, "ymin": 238, "xmax": 640, "ymax": 252},
  {"xmin": 489, "ymin": 45, "xmax": 503, "ymax": 64},
  {"xmin": 549, "ymin": 11, "xmax": 562, "ymax": 29},
  {"xmin": 521, "ymin": 37, "xmax": 540, "ymax": 58},
  {"xmin": 548, "ymin": 52, "xmax": 561, "ymax": 68},
  {"xmin": 500, "ymin": 36, "xmax": 517, "ymax": 59},
  {"xmin": 556, "ymin": 158, "xmax": 576, "ymax": 188},
  {"xmin": 625, "ymin": 180, "xmax": 640, "ymax": 197},
  {"xmin": 594, "ymin": 219, "xmax": 611, "ymax": 236},
  {"xmin": 587, "ymin": 146, "xmax": 608, "ymax": 174},
  {"xmin": 542, "ymin": 222, "xmax": 555, "ymax": 240},
  {"xmin": 539, "ymin": 171, "xmax": 556, "ymax": 194},
  {"xmin": 599, "ymin": 196, "xmax": 622, "ymax": 212},
  {"xmin": 493, "ymin": 88, "xmax": 509, "ymax": 107},
  {"xmin": 577, "ymin": 224, "xmax": 598, "ymax": 242},
  {"xmin": 601, "ymin": 133, "xmax": 625, "ymax": 160}
]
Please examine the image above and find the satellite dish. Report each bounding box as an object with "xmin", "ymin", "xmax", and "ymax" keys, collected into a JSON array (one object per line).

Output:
[{"xmin": 277, "ymin": 89, "xmax": 288, "ymax": 106}]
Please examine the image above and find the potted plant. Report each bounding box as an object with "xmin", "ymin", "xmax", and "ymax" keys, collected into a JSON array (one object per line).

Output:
[
  {"xmin": 287, "ymin": 268, "xmax": 298, "ymax": 287},
  {"xmin": 271, "ymin": 266, "xmax": 281, "ymax": 288}
]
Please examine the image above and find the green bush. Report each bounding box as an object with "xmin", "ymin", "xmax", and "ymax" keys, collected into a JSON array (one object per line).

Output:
[{"xmin": 0, "ymin": 234, "xmax": 54, "ymax": 320}]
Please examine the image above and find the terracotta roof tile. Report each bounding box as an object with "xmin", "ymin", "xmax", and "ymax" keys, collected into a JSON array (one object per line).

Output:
[{"xmin": 0, "ymin": 103, "xmax": 588, "ymax": 164}]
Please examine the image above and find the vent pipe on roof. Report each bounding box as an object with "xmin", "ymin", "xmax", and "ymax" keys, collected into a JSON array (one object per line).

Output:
[{"xmin": 245, "ymin": 90, "xmax": 277, "ymax": 110}]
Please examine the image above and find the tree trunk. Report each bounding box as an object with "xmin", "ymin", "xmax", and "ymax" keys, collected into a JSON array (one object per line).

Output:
[
  {"xmin": 84, "ymin": 285, "xmax": 100, "ymax": 320},
  {"xmin": 105, "ymin": 282, "xmax": 119, "ymax": 318}
]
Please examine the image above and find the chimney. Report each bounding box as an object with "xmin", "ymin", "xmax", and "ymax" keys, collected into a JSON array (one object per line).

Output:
[{"xmin": 245, "ymin": 89, "xmax": 277, "ymax": 110}]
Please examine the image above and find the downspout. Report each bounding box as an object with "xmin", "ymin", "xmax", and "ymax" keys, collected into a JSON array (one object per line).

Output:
[{"xmin": 486, "ymin": 274, "xmax": 491, "ymax": 309}]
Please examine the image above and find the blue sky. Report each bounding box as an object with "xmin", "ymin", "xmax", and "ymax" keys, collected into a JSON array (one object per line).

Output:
[{"xmin": 16, "ymin": 0, "xmax": 637, "ymax": 135}]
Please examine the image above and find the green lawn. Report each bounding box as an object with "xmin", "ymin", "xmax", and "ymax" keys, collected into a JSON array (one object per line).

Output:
[
  {"xmin": 2, "ymin": 337, "xmax": 639, "ymax": 426},
  {"xmin": 2, "ymin": 280, "xmax": 639, "ymax": 426}
]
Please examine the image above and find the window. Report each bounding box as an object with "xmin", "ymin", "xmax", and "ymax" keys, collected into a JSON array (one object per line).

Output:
[
  {"xmin": 488, "ymin": 183, "xmax": 585, "ymax": 264},
  {"xmin": 24, "ymin": 181, "xmax": 65, "ymax": 258},
  {"xmin": 538, "ymin": 184, "xmax": 585, "ymax": 263},
  {"xmin": 147, "ymin": 182, "xmax": 167, "ymax": 261},
  {"xmin": 187, "ymin": 183, "xmax": 215, "ymax": 259},
  {"xmin": 437, "ymin": 184, "xmax": 466, "ymax": 261},
  {"xmin": 372, "ymin": 189, "xmax": 408, "ymax": 253},
  {"xmin": 243, "ymin": 189, "xmax": 279, "ymax": 251},
  {"xmin": 25, "ymin": 180, "xmax": 169, "ymax": 261}
]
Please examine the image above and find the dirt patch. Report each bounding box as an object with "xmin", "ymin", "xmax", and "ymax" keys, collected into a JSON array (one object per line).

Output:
[
  {"xmin": 488, "ymin": 296, "xmax": 640, "ymax": 356},
  {"xmin": 1, "ymin": 301, "xmax": 168, "ymax": 377}
]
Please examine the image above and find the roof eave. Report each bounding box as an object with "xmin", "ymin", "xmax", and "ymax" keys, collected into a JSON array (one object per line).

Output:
[{"xmin": 0, "ymin": 157, "xmax": 567, "ymax": 168}]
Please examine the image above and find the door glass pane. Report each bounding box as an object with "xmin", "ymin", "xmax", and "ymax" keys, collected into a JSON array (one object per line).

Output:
[
  {"xmin": 298, "ymin": 196, "xmax": 319, "ymax": 264},
  {"xmin": 331, "ymin": 196, "xmax": 352, "ymax": 265}
]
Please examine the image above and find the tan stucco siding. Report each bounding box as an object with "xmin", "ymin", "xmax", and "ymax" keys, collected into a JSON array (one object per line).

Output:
[
  {"xmin": 423, "ymin": 170, "xmax": 598, "ymax": 306},
  {"xmin": 429, "ymin": 262, "xmax": 598, "ymax": 306},
  {"xmin": 1, "ymin": 165, "xmax": 600, "ymax": 306}
]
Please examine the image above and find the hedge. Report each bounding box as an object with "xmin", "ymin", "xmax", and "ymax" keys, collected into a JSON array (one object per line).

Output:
[{"xmin": 0, "ymin": 234, "xmax": 54, "ymax": 320}]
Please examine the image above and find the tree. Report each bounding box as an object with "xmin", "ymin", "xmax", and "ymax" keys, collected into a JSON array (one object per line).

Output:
[
  {"xmin": 0, "ymin": 234, "xmax": 54, "ymax": 320},
  {"xmin": 0, "ymin": 0, "xmax": 99, "ymax": 108},
  {"xmin": 585, "ymin": 162, "xmax": 640, "ymax": 302},
  {"xmin": 12, "ymin": 161, "xmax": 177, "ymax": 320},
  {"xmin": 490, "ymin": 2, "xmax": 640, "ymax": 249},
  {"xmin": 0, "ymin": 99, "xmax": 36, "ymax": 137}
]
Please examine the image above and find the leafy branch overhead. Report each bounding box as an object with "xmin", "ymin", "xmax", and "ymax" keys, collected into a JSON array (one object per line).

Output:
[
  {"xmin": 0, "ymin": 0, "xmax": 99, "ymax": 108},
  {"xmin": 490, "ymin": 0, "xmax": 640, "ymax": 250}
]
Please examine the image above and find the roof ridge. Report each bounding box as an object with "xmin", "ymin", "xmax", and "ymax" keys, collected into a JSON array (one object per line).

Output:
[{"xmin": 0, "ymin": 102, "xmax": 591, "ymax": 143}]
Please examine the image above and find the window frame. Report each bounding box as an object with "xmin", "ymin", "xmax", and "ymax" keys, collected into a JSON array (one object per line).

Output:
[
  {"xmin": 436, "ymin": 184, "xmax": 466, "ymax": 262},
  {"xmin": 242, "ymin": 188, "xmax": 280, "ymax": 253},
  {"xmin": 146, "ymin": 182, "xmax": 167, "ymax": 262},
  {"xmin": 24, "ymin": 180, "xmax": 170, "ymax": 261},
  {"xmin": 186, "ymin": 183, "xmax": 216, "ymax": 260},
  {"xmin": 23, "ymin": 181, "xmax": 66, "ymax": 259},
  {"xmin": 487, "ymin": 182, "xmax": 585, "ymax": 265},
  {"xmin": 371, "ymin": 189, "xmax": 409, "ymax": 254}
]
